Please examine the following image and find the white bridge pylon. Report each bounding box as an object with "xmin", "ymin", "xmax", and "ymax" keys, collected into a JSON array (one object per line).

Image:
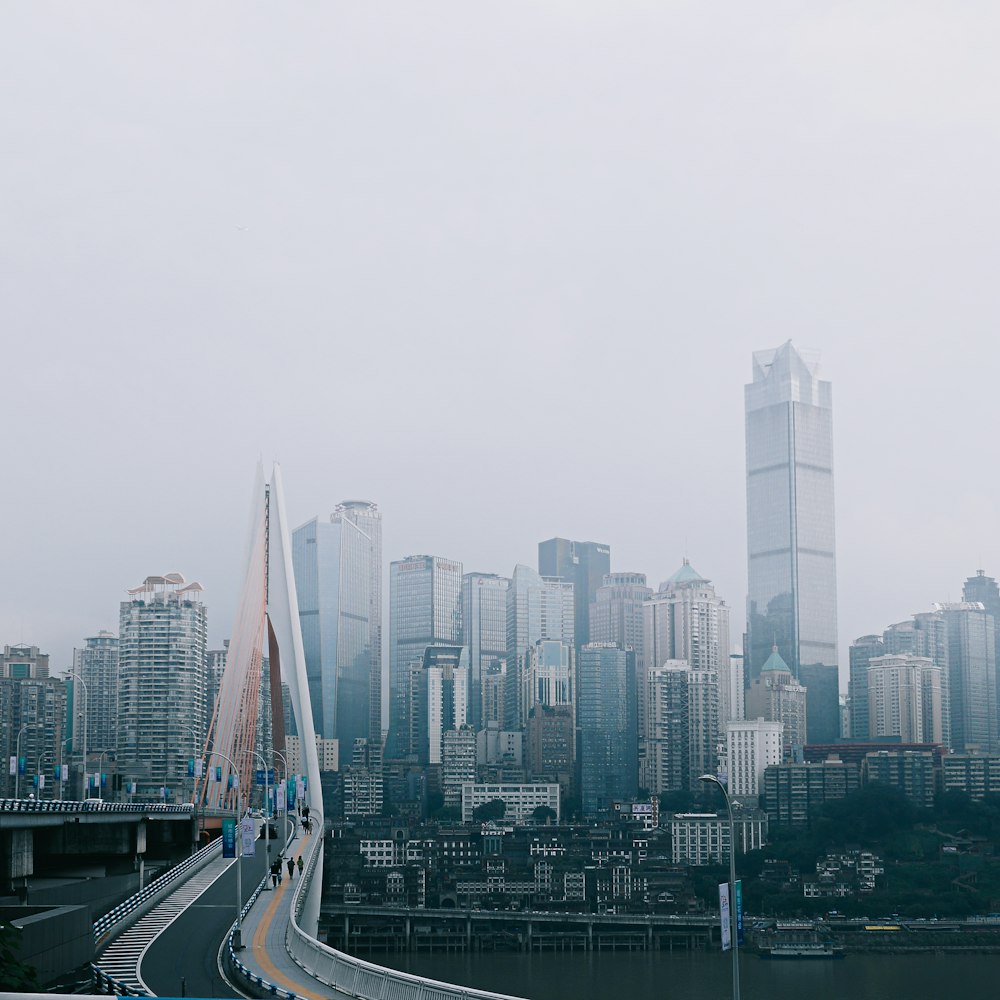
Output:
[{"xmin": 198, "ymin": 463, "xmax": 322, "ymax": 815}]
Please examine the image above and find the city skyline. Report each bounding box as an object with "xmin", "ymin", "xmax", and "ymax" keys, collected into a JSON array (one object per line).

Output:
[{"xmin": 6, "ymin": 6, "xmax": 1000, "ymax": 694}]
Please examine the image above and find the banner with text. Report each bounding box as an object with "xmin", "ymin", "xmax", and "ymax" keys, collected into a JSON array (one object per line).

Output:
[{"xmin": 719, "ymin": 882, "xmax": 732, "ymax": 952}]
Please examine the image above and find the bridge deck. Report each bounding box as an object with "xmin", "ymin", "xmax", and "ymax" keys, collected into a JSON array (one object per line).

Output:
[{"xmin": 237, "ymin": 825, "xmax": 336, "ymax": 998}]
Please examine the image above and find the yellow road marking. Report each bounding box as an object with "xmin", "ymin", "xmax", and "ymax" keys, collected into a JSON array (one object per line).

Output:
[{"xmin": 248, "ymin": 830, "xmax": 329, "ymax": 999}]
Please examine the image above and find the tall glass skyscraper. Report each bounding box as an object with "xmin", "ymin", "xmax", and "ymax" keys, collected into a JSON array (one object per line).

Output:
[
  {"xmin": 538, "ymin": 538, "xmax": 610, "ymax": 648},
  {"xmin": 462, "ymin": 572, "xmax": 509, "ymax": 731},
  {"xmin": 387, "ymin": 555, "xmax": 463, "ymax": 757},
  {"xmin": 745, "ymin": 342, "xmax": 840, "ymax": 742},
  {"xmin": 292, "ymin": 508, "xmax": 376, "ymax": 750}
]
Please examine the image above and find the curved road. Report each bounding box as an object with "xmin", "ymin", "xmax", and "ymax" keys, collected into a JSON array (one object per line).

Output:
[{"xmin": 141, "ymin": 824, "xmax": 292, "ymax": 998}]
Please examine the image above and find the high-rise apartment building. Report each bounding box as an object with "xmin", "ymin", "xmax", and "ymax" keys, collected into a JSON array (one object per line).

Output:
[
  {"xmin": 745, "ymin": 343, "xmax": 839, "ymax": 742},
  {"xmin": 505, "ymin": 565, "xmax": 574, "ymax": 730},
  {"xmin": 577, "ymin": 643, "xmax": 638, "ymax": 816},
  {"xmin": 645, "ymin": 661, "xmax": 692, "ymax": 795},
  {"xmin": 293, "ymin": 507, "xmax": 377, "ymax": 749},
  {"xmin": 746, "ymin": 646, "xmax": 808, "ymax": 751},
  {"xmin": 538, "ymin": 538, "xmax": 610, "ymax": 648},
  {"xmin": 462, "ymin": 572, "xmax": 509, "ymax": 731},
  {"xmin": 645, "ymin": 561, "xmax": 730, "ymax": 674},
  {"xmin": 420, "ymin": 644, "xmax": 469, "ymax": 765},
  {"xmin": 726, "ymin": 719, "xmax": 783, "ymax": 799},
  {"xmin": 388, "ymin": 555, "xmax": 462, "ymax": 757},
  {"xmin": 866, "ymin": 654, "xmax": 942, "ymax": 744},
  {"xmin": 71, "ymin": 632, "xmax": 119, "ymax": 768},
  {"xmin": 117, "ymin": 575, "xmax": 207, "ymax": 799},
  {"xmin": 0, "ymin": 647, "xmax": 67, "ymax": 800}
]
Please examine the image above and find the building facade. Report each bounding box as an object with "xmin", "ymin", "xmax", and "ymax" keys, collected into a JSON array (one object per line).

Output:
[
  {"xmin": 117, "ymin": 575, "xmax": 207, "ymax": 800},
  {"xmin": 462, "ymin": 572, "xmax": 510, "ymax": 732},
  {"xmin": 388, "ymin": 555, "xmax": 463, "ymax": 757},
  {"xmin": 577, "ymin": 643, "xmax": 638, "ymax": 816},
  {"xmin": 745, "ymin": 342, "xmax": 839, "ymax": 742},
  {"xmin": 726, "ymin": 719, "xmax": 783, "ymax": 799},
  {"xmin": 538, "ymin": 538, "xmax": 610, "ymax": 649}
]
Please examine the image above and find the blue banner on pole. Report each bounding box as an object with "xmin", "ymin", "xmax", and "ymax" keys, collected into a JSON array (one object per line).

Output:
[
  {"xmin": 286, "ymin": 775, "xmax": 296, "ymax": 808},
  {"xmin": 256, "ymin": 769, "xmax": 265, "ymax": 785},
  {"xmin": 222, "ymin": 818, "xmax": 236, "ymax": 858},
  {"xmin": 187, "ymin": 759, "xmax": 195, "ymax": 777},
  {"xmin": 735, "ymin": 880, "xmax": 744, "ymax": 946}
]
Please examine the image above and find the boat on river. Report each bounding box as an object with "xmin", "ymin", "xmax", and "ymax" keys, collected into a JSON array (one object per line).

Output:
[{"xmin": 757, "ymin": 921, "xmax": 846, "ymax": 960}]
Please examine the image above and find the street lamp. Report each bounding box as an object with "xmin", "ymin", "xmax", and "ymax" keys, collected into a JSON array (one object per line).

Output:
[
  {"xmin": 36, "ymin": 751, "xmax": 53, "ymax": 801},
  {"xmin": 177, "ymin": 725, "xmax": 200, "ymax": 805},
  {"xmin": 58, "ymin": 737, "xmax": 74, "ymax": 801},
  {"xmin": 700, "ymin": 773, "xmax": 741, "ymax": 1000},
  {"xmin": 208, "ymin": 750, "xmax": 246, "ymax": 950},
  {"xmin": 67, "ymin": 672, "xmax": 89, "ymax": 799},
  {"xmin": 246, "ymin": 750, "xmax": 272, "ymax": 880}
]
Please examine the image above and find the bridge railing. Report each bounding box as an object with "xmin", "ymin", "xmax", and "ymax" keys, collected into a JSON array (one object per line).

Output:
[
  {"xmin": 93, "ymin": 835, "xmax": 222, "ymax": 947},
  {"xmin": 0, "ymin": 797, "xmax": 194, "ymax": 814},
  {"xmin": 225, "ymin": 813, "xmax": 526, "ymax": 1000}
]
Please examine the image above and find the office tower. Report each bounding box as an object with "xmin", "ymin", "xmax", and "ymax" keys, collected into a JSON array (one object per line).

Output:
[
  {"xmin": 746, "ymin": 646, "xmax": 808, "ymax": 751},
  {"xmin": 526, "ymin": 704, "xmax": 576, "ymax": 790},
  {"xmin": 939, "ymin": 602, "xmax": 998, "ymax": 753},
  {"xmin": 335, "ymin": 502, "xmax": 384, "ymax": 743},
  {"xmin": 745, "ymin": 343, "xmax": 839, "ymax": 742},
  {"xmin": 522, "ymin": 639, "xmax": 574, "ymax": 714},
  {"xmin": 505, "ymin": 565, "xmax": 574, "ymax": 729},
  {"xmin": 482, "ymin": 667, "xmax": 506, "ymax": 727},
  {"xmin": 866, "ymin": 654, "xmax": 942, "ymax": 743},
  {"xmin": 387, "ymin": 555, "xmax": 463, "ymax": 757},
  {"xmin": 117, "ymin": 575, "xmax": 207, "ymax": 799},
  {"xmin": 462, "ymin": 572, "xmax": 510, "ymax": 731},
  {"xmin": 849, "ymin": 634, "xmax": 885, "ymax": 740},
  {"xmin": 0, "ymin": 648, "xmax": 67, "ymax": 799},
  {"xmin": 71, "ymin": 632, "xmax": 119, "ymax": 767},
  {"xmin": 644, "ymin": 661, "xmax": 692, "ymax": 795},
  {"xmin": 726, "ymin": 719, "xmax": 783, "ymax": 799},
  {"xmin": 577, "ymin": 643, "xmax": 638, "ymax": 816},
  {"xmin": 538, "ymin": 537, "xmax": 610, "ymax": 647},
  {"xmin": 591, "ymin": 572, "xmax": 652, "ymax": 740},
  {"xmin": 645, "ymin": 561, "xmax": 731, "ymax": 674},
  {"xmin": 963, "ymin": 569, "xmax": 1000, "ymax": 621},
  {"xmin": 293, "ymin": 508, "xmax": 376, "ymax": 750}
]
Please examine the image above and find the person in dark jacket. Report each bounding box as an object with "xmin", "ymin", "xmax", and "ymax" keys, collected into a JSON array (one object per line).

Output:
[{"xmin": 287, "ymin": 857, "xmax": 295, "ymax": 879}]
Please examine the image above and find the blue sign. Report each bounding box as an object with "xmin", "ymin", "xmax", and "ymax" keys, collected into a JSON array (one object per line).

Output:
[
  {"xmin": 286, "ymin": 775, "xmax": 296, "ymax": 808},
  {"xmin": 735, "ymin": 880, "xmax": 744, "ymax": 946},
  {"xmin": 215, "ymin": 766, "xmax": 222, "ymax": 782},
  {"xmin": 187, "ymin": 759, "xmax": 195, "ymax": 777},
  {"xmin": 255, "ymin": 768, "xmax": 275, "ymax": 785},
  {"xmin": 221, "ymin": 818, "xmax": 236, "ymax": 858},
  {"xmin": 18, "ymin": 757, "xmax": 25, "ymax": 775}
]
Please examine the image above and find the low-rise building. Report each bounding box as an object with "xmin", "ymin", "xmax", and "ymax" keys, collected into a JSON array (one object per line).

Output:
[{"xmin": 461, "ymin": 783, "xmax": 561, "ymax": 824}]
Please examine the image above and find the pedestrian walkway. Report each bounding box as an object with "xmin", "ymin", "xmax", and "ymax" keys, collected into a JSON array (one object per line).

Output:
[
  {"xmin": 237, "ymin": 823, "xmax": 334, "ymax": 999},
  {"xmin": 97, "ymin": 852, "xmax": 236, "ymax": 994}
]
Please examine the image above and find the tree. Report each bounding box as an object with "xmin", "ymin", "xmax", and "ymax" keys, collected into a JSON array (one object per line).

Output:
[
  {"xmin": 0, "ymin": 922, "xmax": 37, "ymax": 992},
  {"xmin": 532, "ymin": 805, "xmax": 557, "ymax": 824},
  {"xmin": 472, "ymin": 798, "xmax": 506, "ymax": 823}
]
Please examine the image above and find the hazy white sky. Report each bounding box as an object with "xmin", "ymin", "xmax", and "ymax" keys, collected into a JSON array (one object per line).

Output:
[{"xmin": 4, "ymin": 3, "xmax": 1000, "ymax": 688}]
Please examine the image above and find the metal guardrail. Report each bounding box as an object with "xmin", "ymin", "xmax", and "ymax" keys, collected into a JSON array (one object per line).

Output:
[
  {"xmin": 226, "ymin": 816, "xmax": 525, "ymax": 1000},
  {"xmin": 90, "ymin": 837, "xmax": 223, "ymax": 995},
  {"xmin": 0, "ymin": 797, "xmax": 194, "ymax": 814}
]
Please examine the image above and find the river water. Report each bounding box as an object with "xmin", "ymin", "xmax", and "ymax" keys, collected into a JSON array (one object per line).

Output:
[{"xmin": 379, "ymin": 950, "xmax": 999, "ymax": 1000}]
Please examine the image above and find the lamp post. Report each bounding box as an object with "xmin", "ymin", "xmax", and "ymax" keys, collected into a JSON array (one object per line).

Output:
[
  {"xmin": 36, "ymin": 751, "xmax": 52, "ymax": 800},
  {"xmin": 272, "ymin": 750, "xmax": 290, "ymax": 834},
  {"xmin": 58, "ymin": 738, "xmax": 73, "ymax": 801},
  {"xmin": 700, "ymin": 773, "xmax": 741, "ymax": 1000},
  {"xmin": 67, "ymin": 672, "xmax": 89, "ymax": 800},
  {"xmin": 246, "ymin": 751, "xmax": 272, "ymax": 880},
  {"xmin": 208, "ymin": 750, "xmax": 245, "ymax": 949}
]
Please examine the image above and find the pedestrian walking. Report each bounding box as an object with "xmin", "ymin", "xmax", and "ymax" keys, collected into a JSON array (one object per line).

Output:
[
  {"xmin": 297, "ymin": 856, "xmax": 304, "ymax": 876},
  {"xmin": 287, "ymin": 857, "xmax": 295, "ymax": 879},
  {"xmin": 270, "ymin": 859, "xmax": 279, "ymax": 888}
]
